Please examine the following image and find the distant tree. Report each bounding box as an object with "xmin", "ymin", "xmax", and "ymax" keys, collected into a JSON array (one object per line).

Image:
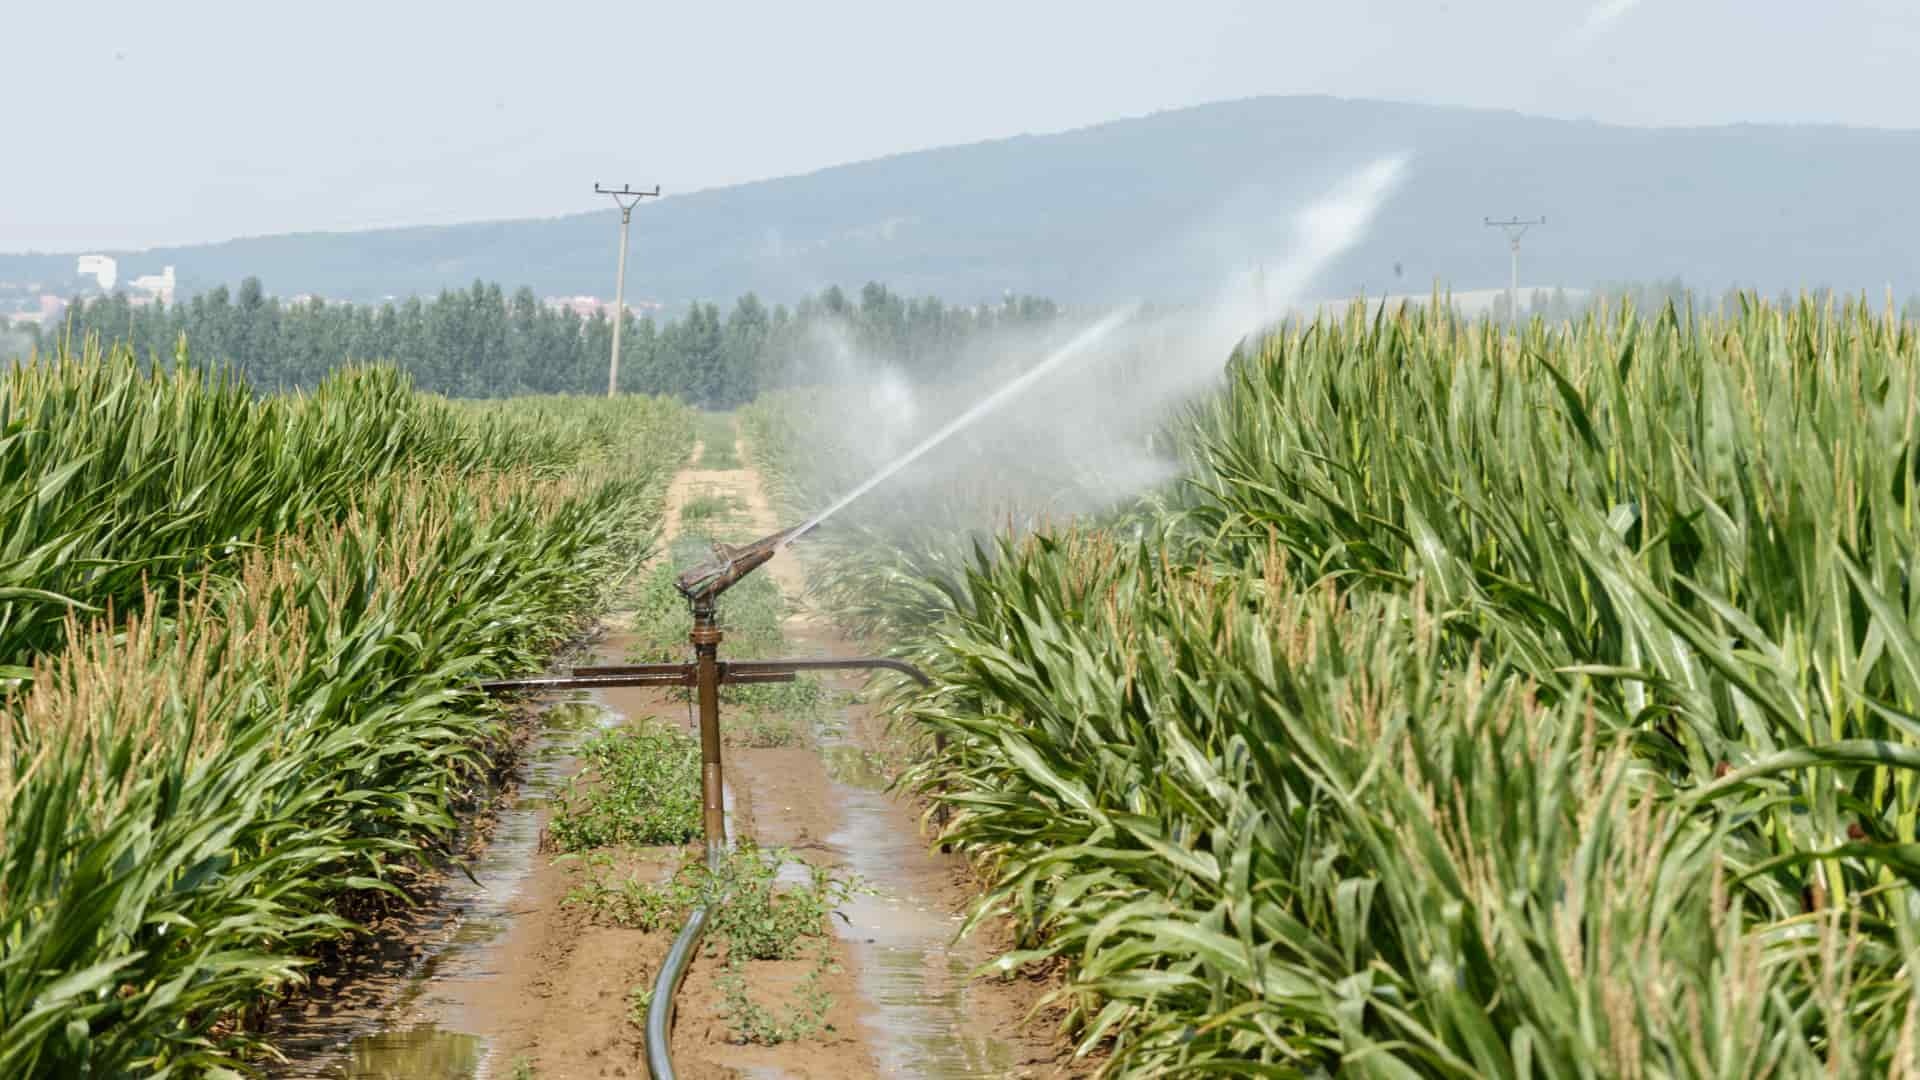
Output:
[
  {"xmin": 505, "ymin": 287, "xmax": 540, "ymax": 393},
  {"xmin": 722, "ymin": 293, "xmax": 770, "ymax": 406},
  {"xmin": 678, "ymin": 303, "xmax": 726, "ymax": 407},
  {"xmin": 617, "ymin": 313, "xmax": 660, "ymax": 396}
]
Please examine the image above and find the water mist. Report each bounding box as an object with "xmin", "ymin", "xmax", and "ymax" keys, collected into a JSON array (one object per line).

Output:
[{"xmin": 774, "ymin": 152, "xmax": 1413, "ymax": 544}]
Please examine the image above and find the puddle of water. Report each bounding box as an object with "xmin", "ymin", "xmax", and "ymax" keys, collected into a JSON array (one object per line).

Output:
[
  {"xmin": 821, "ymin": 744, "xmax": 890, "ymax": 791},
  {"xmin": 325, "ymin": 1026, "xmax": 484, "ymax": 1080},
  {"xmin": 823, "ymin": 733, "xmax": 1016, "ymax": 1079},
  {"xmin": 862, "ymin": 950, "xmax": 1014, "ymax": 1076},
  {"xmin": 736, "ymin": 629, "xmax": 1013, "ymax": 1075}
]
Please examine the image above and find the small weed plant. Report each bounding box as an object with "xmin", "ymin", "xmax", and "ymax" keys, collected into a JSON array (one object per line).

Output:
[
  {"xmin": 725, "ymin": 710, "xmax": 801, "ymax": 748},
  {"xmin": 706, "ymin": 845, "xmax": 857, "ymax": 960},
  {"xmin": 626, "ymin": 984, "xmax": 654, "ymax": 1028},
  {"xmin": 717, "ymin": 950, "xmax": 838, "ymax": 1046},
  {"xmin": 722, "ymin": 677, "xmax": 826, "ymax": 747},
  {"xmin": 561, "ymin": 852, "xmax": 688, "ymax": 931},
  {"xmin": 679, "ymin": 490, "xmax": 742, "ymax": 525},
  {"xmin": 548, "ymin": 723, "xmax": 702, "ymax": 851},
  {"xmin": 563, "ymin": 844, "xmax": 859, "ymax": 961}
]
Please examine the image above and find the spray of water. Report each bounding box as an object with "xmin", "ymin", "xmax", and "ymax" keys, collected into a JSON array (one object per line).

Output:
[
  {"xmin": 799, "ymin": 319, "xmax": 922, "ymax": 463},
  {"xmin": 1570, "ymin": 0, "xmax": 1644, "ymax": 44},
  {"xmin": 774, "ymin": 152, "xmax": 1410, "ymax": 542},
  {"xmin": 1196, "ymin": 153, "xmax": 1410, "ymax": 363},
  {"xmin": 785, "ymin": 306, "xmax": 1139, "ymax": 543}
]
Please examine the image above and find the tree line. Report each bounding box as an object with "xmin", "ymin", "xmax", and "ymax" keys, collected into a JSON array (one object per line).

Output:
[
  {"xmin": 32, "ymin": 274, "xmax": 1895, "ymax": 399},
  {"xmin": 17, "ymin": 279, "xmax": 1064, "ymax": 406}
]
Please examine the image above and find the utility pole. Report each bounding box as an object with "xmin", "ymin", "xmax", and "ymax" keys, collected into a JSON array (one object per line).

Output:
[
  {"xmin": 1485, "ymin": 216, "xmax": 1545, "ymax": 324},
  {"xmin": 596, "ymin": 183, "xmax": 661, "ymax": 396}
]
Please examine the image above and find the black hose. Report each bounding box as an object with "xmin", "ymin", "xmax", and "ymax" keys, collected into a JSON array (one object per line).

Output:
[
  {"xmin": 643, "ymin": 901, "xmax": 709, "ymax": 1080},
  {"xmin": 645, "ymin": 828, "xmax": 730, "ymax": 1078}
]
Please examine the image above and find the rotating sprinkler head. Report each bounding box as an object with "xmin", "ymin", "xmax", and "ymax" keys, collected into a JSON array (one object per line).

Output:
[{"xmin": 673, "ymin": 524, "xmax": 806, "ymax": 605}]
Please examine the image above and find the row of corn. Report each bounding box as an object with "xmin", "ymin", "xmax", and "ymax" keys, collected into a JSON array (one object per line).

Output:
[
  {"xmin": 0, "ymin": 340, "xmax": 692, "ymax": 1075},
  {"xmin": 752, "ymin": 298, "xmax": 1920, "ymax": 1075}
]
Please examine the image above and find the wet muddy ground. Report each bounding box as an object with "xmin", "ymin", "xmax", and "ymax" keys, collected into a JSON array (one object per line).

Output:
[
  {"xmin": 269, "ymin": 637, "xmax": 634, "ymax": 1079},
  {"xmin": 269, "ymin": 436, "xmax": 1085, "ymax": 1079}
]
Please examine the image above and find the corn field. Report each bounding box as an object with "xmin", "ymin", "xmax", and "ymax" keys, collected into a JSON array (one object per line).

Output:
[
  {"xmin": 752, "ymin": 298, "xmax": 1920, "ymax": 1075},
  {"xmin": 0, "ymin": 341, "xmax": 691, "ymax": 1075}
]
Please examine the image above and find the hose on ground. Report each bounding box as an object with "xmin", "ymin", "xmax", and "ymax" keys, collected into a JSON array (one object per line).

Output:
[{"xmin": 643, "ymin": 900, "xmax": 710, "ymax": 1080}]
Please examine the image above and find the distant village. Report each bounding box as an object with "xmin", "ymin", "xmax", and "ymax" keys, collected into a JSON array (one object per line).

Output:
[
  {"xmin": 0, "ymin": 256, "xmax": 657, "ymax": 333},
  {"xmin": 0, "ymin": 255, "xmax": 176, "ymax": 330}
]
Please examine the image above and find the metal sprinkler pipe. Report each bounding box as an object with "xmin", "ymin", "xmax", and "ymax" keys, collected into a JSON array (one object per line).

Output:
[
  {"xmin": 688, "ymin": 592, "xmax": 726, "ymax": 863},
  {"xmin": 672, "ymin": 527, "xmax": 798, "ymax": 863},
  {"xmin": 479, "ymin": 523, "xmax": 933, "ymax": 1080}
]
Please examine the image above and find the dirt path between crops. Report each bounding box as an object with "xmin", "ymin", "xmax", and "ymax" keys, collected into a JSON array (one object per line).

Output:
[{"xmin": 272, "ymin": 433, "xmax": 1083, "ymax": 1079}]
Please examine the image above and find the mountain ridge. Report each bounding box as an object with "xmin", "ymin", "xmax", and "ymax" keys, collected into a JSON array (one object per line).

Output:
[{"xmin": 6, "ymin": 94, "xmax": 1916, "ymax": 306}]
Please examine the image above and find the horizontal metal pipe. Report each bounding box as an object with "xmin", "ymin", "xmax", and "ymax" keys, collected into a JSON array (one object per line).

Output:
[
  {"xmin": 576, "ymin": 657, "xmax": 928, "ymax": 685},
  {"xmin": 571, "ymin": 663, "xmax": 700, "ymax": 677},
  {"xmin": 721, "ymin": 671, "xmax": 798, "ymax": 685},
  {"xmin": 485, "ymin": 658, "xmax": 930, "ymax": 696},
  {"xmin": 477, "ymin": 672, "xmax": 692, "ymax": 693},
  {"xmin": 725, "ymin": 657, "xmax": 933, "ymax": 687}
]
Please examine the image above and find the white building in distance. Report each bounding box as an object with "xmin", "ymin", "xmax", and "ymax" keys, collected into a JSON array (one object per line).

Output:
[
  {"xmin": 76, "ymin": 255, "xmax": 117, "ymax": 291},
  {"xmin": 128, "ymin": 266, "xmax": 176, "ymax": 306}
]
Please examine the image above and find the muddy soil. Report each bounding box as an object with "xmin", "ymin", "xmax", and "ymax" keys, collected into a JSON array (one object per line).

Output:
[{"xmin": 270, "ymin": 433, "xmax": 1087, "ymax": 1079}]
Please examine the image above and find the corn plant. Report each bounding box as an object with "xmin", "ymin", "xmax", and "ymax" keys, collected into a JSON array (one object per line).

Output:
[
  {"xmin": 0, "ymin": 343, "xmax": 694, "ymax": 1075},
  {"xmin": 755, "ymin": 296, "xmax": 1920, "ymax": 1074}
]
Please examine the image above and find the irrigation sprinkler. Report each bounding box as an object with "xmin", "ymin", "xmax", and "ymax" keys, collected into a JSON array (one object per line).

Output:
[
  {"xmin": 480, "ymin": 524, "xmax": 929, "ymax": 1080},
  {"xmin": 469, "ymin": 306, "xmax": 1142, "ymax": 1077},
  {"xmin": 483, "ymin": 526, "xmax": 925, "ymax": 855}
]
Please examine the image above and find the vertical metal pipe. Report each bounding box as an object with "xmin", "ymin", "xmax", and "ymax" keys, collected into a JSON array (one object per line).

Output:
[
  {"xmin": 690, "ymin": 596, "xmax": 726, "ymax": 862},
  {"xmin": 648, "ymin": 595, "xmax": 726, "ymax": 1080}
]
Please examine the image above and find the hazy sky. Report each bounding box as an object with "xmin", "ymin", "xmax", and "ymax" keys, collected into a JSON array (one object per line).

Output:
[{"xmin": 8, "ymin": 0, "xmax": 1919, "ymax": 252}]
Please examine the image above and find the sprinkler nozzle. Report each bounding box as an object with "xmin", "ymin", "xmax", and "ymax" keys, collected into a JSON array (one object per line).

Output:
[{"xmin": 673, "ymin": 525, "xmax": 800, "ymax": 603}]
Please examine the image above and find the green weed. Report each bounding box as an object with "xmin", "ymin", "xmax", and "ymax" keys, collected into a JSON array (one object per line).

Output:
[
  {"xmin": 716, "ymin": 949, "xmax": 838, "ymax": 1046},
  {"xmin": 679, "ymin": 490, "xmax": 742, "ymax": 525},
  {"xmin": 565, "ymin": 844, "xmax": 859, "ymax": 961},
  {"xmin": 548, "ymin": 724, "xmax": 703, "ymax": 851},
  {"xmin": 626, "ymin": 985, "xmax": 654, "ymax": 1028}
]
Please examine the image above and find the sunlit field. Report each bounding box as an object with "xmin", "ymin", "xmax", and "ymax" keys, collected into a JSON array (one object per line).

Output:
[{"xmin": 752, "ymin": 298, "xmax": 1920, "ymax": 1074}]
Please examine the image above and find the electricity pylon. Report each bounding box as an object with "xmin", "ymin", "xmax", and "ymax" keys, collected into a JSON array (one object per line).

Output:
[
  {"xmin": 1485, "ymin": 216, "xmax": 1546, "ymax": 324},
  {"xmin": 596, "ymin": 183, "xmax": 661, "ymax": 396}
]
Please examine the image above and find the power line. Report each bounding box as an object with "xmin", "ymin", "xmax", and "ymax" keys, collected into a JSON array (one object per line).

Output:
[
  {"xmin": 596, "ymin": 183, "xmax": 661, "ymax": 397},
  {"xmin": 1485, "ymin": 216, "xmax": 1546, "ymax": 325}
]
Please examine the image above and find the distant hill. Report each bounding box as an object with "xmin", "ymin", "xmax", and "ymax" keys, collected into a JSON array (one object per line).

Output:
[{"xmin": 6, "ymin": 96, "xmax": 1917, "ymax": 307}]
